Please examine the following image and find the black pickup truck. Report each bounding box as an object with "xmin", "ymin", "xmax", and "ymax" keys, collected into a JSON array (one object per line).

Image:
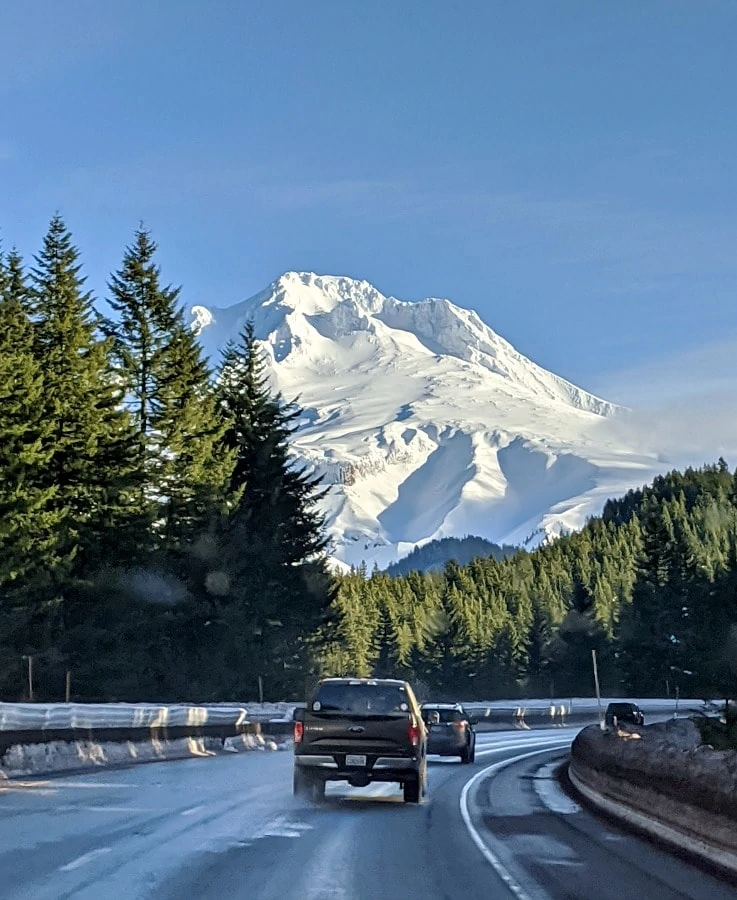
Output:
[{"xmin": 292, "ymin": 677, "xmax": 428, "ymax": 803}]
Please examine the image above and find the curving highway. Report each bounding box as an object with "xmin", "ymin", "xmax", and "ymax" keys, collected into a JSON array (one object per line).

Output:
[{"xmin": 1, "ymin": 723, "xmax": 735, "ymax": 899}]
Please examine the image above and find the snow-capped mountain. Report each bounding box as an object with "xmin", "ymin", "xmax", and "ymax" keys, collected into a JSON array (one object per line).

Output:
[{"xmin": 190, "ymin": 272, "xmax": 662, "ymax": 569}]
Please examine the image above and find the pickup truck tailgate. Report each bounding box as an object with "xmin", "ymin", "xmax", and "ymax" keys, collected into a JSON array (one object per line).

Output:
[{"xmin": 301, "ymin": 713, "xmax": 412, "ymax": 756}]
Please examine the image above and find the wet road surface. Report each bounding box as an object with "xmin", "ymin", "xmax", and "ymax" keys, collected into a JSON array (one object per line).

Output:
[{"xmin": 2, "ymin": 725, "xmax": 734, "ymax": 899}]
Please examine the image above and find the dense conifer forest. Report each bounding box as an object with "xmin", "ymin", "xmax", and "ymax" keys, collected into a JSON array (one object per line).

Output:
[
  {"xmin": 0, "ymin": 218, "xmax": 331, "ymax": 702},
  {"xmin": 1, "ymin": 217, "xmax": 735, "ymax": 705}
]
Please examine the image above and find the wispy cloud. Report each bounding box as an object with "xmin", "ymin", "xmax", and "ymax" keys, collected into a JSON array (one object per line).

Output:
[
  {"xmin": 594, "ymin": 339, "xmax": 737, "ymax": 469},
  {"xmin": 593, "ymin": 339, "xmax": 737, "ymax": 406},
  {"xmin": 251, "ymin": 174, "xmax": 737, "ymax": 285},
  {"xmin": 31, "ymin": 154, "xmax": 737, "ymax": 297}
]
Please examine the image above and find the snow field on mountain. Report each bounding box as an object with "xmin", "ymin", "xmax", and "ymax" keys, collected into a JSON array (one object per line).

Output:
[{"xmin": 192, "ymin": 272, "xmax": 663, "ymax": 567}]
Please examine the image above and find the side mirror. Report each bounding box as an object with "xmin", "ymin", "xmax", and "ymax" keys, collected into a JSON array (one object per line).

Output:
[
  {"xmin": 292, "ymin": 707, "xmax": 305, "ymax": 722},
  {"xmin": 467, "ymin": 716, "xmax": 477, "ymax": 726}
]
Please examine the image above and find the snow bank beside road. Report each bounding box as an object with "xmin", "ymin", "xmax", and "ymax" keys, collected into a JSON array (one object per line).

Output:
[
  {"xmin": 1, "ymin": 732, "xmax": 284, "ymax": 779},
  {"xmin": 0, "ymin": 702, "xmax": 289, "ymax": 778},
  {"xmin": 1, "ymin": 736, "xmax": 222, "ymax": 778},
  {"xmin": 572, "ymin": 718, "xmax": 736, "ymax": 820},
  {"xmin": 570, "ymin": 718, "xmax": 737, "ymax": 876}
]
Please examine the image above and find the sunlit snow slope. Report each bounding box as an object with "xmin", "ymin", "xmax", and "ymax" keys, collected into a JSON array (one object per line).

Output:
[{"xmin": 191, "ymin": 272, "xmax": 662, "ymax": 568}]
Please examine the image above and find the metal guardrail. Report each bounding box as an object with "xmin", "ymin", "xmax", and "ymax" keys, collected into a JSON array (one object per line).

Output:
[
  {"xmin": 465, "ymin": 704, "xmax": 588, "ymax": 729},
  {"xmin": 0, "ymin": 703, "xmax": 255, "ymax": 758},
  {"xmin": 0, "ymin": 698, "xmax": 703, "ymax": 752},
  {"xmin": 0, "ymin": 702, "xmax": 249, "ymax": 731}
]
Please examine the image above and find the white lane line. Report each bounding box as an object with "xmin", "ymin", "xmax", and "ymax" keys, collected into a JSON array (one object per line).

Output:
[
  {"xmin": 254, "ymin": 814, "xmax": 316, "ymax": 840},
  {"xmin": 76, "ymin": 806, "xmax": 155, "ymax": 813},
  {"xmin": 59, "ymin": 847, "xmax": 113, "ymax": 872},
  {"xmin": 474, "ymin": 729, "xmax": 580, "ymax": 744},
  {"xmin": 181, "ymin": 804, "xmax": 206, "ymax": 816},
  {"xmin": 262, "ymin": 828, "xmax": 305, "ymax": 838},
  {"xmin": 460, "ymin": 744, "xmax": 570, "ymax": 900},
  {"xmin": 475, "ymin": 737, "xmax": 573, "ymax": 758},
  {"xmin": 49, "ymin": 782, "xmax": 134, "ymax": 789},
  {"xmin": 254, "ymin": 815, "xmax": 301, "ymax": 839}
]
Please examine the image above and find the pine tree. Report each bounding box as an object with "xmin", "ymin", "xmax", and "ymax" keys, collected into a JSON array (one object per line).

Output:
[
  {"xmin": 18, "ymin": 216, "xmax": 144, "ymax": 697},
  {"xmin": 106, "ymin": 227, "xmax": 233, "ymax": 553},
  {"xmin": 156, "ymin": 321, "xmax": 233, "ymax": 550},
  {"xmin": 215, "ymin": 321, "xmax": 332, "ymax": 697},
  {"xmin": 0, "ymin": 248, "xmax": 66, "ymax": 693},
  {"xmin": 30, "ymin": 216, "xmax": 141, "ymax": 573}
]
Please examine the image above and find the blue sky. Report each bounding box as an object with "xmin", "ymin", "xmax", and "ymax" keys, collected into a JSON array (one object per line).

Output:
[{"xmin": 2, "ymin": 1, "xmax": 736, "ymax": 408}]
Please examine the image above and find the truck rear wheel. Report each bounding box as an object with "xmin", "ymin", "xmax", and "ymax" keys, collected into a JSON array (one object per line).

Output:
[
  {"xmin": 293, "ymin": 768, "xmax": 310, "ymax": 797},
  {"xmin": 293, "ymin": 769, "xmax": 325, "ymax": 802},
  {"xmin": 403, "ymin": 775, "xmax": 421, "ymax": 803}
]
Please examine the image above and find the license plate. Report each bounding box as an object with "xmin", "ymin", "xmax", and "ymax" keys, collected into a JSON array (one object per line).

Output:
[
  {"xmin": 431, "ymin": 724, "xmax": 443, "ymax": 731},
  {"xmin": 345, "ymin": 754, "xmax": 366, "ymax": 767}
]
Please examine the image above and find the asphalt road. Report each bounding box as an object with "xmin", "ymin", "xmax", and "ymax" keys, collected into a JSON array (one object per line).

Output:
[{"xmin": 1, "ymin": 722, "xmax": 734, "ymax": 900}]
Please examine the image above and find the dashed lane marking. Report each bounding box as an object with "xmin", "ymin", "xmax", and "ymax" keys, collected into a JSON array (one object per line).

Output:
[{"xmin": 59, "ymin": 847, "xmax": 113, "ymax": 872}]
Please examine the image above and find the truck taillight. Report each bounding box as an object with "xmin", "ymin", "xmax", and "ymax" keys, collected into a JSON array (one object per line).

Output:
[
  {"xmin": 453, "ymin": 720, "xmax": 467, "ymax": 733},
  {"xmin": 408, "ymin": 722, "xmax": 420, "ymax": 747},
  {"xmin": 294, "ymin": 721, "xmax": 304, "ymax": 743}
]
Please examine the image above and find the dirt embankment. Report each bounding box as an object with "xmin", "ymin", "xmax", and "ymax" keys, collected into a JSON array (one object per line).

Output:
[{"xmin": 572, "ymin": 718, "xmax": 737, "ymax": 823}]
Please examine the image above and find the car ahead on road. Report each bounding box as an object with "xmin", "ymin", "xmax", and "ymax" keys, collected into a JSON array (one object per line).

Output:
[
  {"xmin": 420, "ymin": 702, "xmax": 476, "ymax": 763},
  {"xmin": 605, "ymin": 701, "xmax": 645, "ymax": 728},
  {"xmin": 292, "ymin": 677, "xmax": 428, "ymax": 803}
]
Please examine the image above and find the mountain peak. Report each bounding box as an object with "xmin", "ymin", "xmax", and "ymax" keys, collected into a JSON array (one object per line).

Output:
[
  {"xmin": 268, "ymin": 271, "xmax": 387, "ymax": 315},
  {"xmin": 188, "ymin": 272, "xmax": 653, "ymax": 568}
]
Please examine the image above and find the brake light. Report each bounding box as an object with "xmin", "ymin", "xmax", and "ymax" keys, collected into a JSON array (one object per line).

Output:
[
  {"xmin": 408, "ymin": 722, "xmax": 420, "ymax": 747},
  {"xmin": 453, "ymin": 720, "xmax": 467, "ymax": 733},
  {"xmin": 294, "ymin": 721, "xmax": 304, "ymax": 743}
]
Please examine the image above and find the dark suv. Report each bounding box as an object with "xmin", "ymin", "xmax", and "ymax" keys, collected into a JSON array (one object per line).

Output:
[
  {"xmin": 293, "ymin": 677, "xmax": 428, "ymax": 803},
  {"xmin": 421, "ymin": 703, "xmax": 476, "ymax": 763},
  {"xmin": 605, "ymin": 701, "xmax": 645, "ymax": 728}
]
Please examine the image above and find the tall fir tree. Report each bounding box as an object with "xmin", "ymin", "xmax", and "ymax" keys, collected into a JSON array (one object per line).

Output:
[
  {"xmin": 30, "ymin": 216, "xmax": 141, "ymax": 573},
  {"xmin": 23, "ymin": 217, "xmax": 143, "ymax": 696},
  {"xmin": 215, "ymin": 321, "xmax": 333, "ymax": 697},
  {"xmin": 106, "ymin": 227, "xmax": 233, "ymax": 554},
  {"xmin": 0, "ymin": 249, "xmax": 65, "ymax": 694}
]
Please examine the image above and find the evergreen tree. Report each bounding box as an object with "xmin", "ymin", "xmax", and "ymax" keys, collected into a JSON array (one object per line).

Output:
[
  {"xmin": 214, "ymin": 322, "xmax": 332, "ymax": 697},
  {"xmin": 156, "ymin": 320, "xmax": 233, "ymax": 550},
  {"xmin": 30, "ymin": 216, "xmax": 141, "ymax": 575},
  {"xmin": 20, "ymin": 217, "xmax": 142, "ymax": 696},
  {"xmin": 106, "ymin": 227, "xmax": 233, "ymax": 552},
  {"xmin": 0, "ymin": 249, "xmax": 65, "ymax": 694}
]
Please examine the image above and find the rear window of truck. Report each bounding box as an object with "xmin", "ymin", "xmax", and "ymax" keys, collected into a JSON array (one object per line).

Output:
[
  {"xmin": 422, "ymin": 708, "xmax": 464, "ymax": 723},
  {"xmin": 312, "ymin": 682, "xmax": 410, "ymax": 715}
]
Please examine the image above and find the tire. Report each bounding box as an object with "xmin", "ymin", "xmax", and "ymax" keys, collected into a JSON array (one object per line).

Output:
[
  {"xmin": 293, "ymin": 767, "xmax": 310, "ymax": 797},
  {"xmin": 293, "ymin": 769, "xmax": 325, "ymax": 802},
  {"xmin": 312, "ymin": 777, "xmax": 326, "ymax": 802},
  {"xmin": 403, "ymin": 774, "xmax": 421, "ymax": 803},
  {"xmin": 460, "ymin": 743, "xmax": 472, "ymax": 764}
]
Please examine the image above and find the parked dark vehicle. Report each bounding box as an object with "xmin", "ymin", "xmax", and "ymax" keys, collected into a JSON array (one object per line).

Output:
[
  {"xmin": 605, "ymin": 702, "xmax": 645, "ymax": 728},
  {"xmin": 293, "ymin": 677, "xmax": 428, "ymax": 803},
  {"xmin": 421, "ymin": 702, "xmax": 476, "ymax": 763}
]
